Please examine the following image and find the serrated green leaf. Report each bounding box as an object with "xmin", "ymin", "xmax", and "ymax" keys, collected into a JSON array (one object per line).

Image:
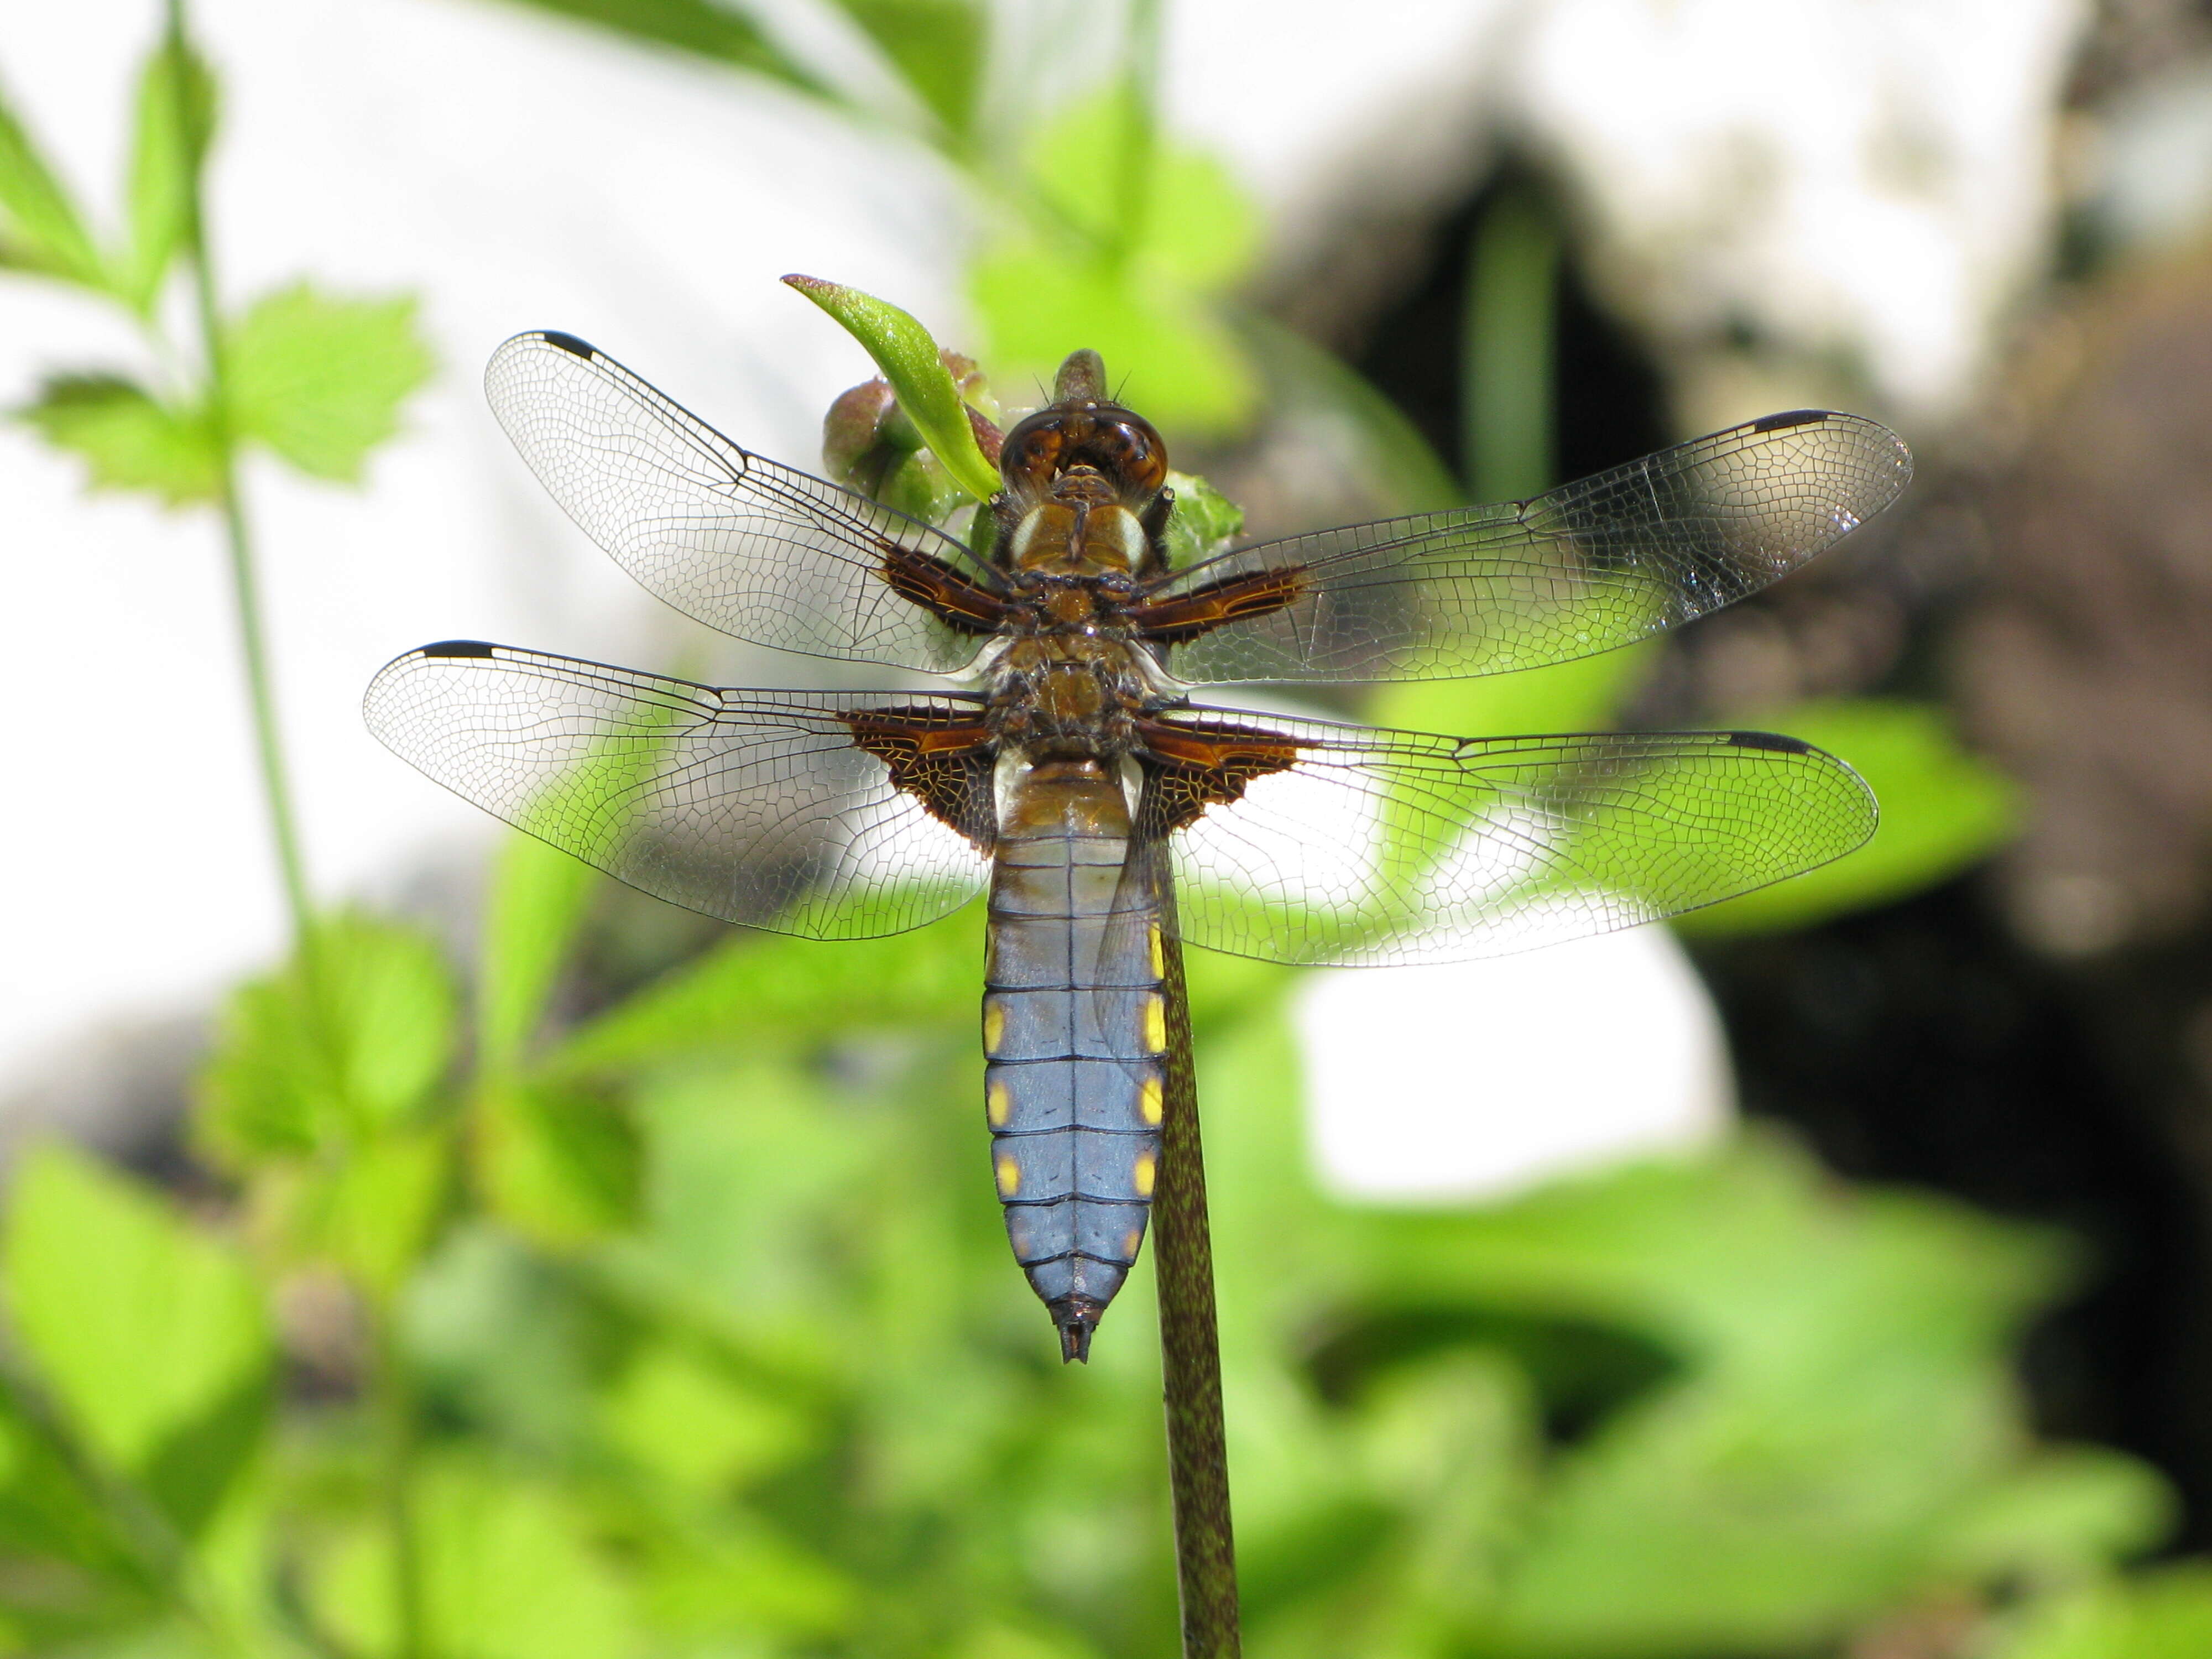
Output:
[
  {"xmin": 196, "ymin": 910, "xmax": 458, "ymax": 1165},
  {"xmin": 1, "ymin": 1144, "xmax": 271, "ymax": 1520},
  {"xmin": 490, "ymin": 0, "xmax": 830, "ymax": 98},
  {"xmin": 17, "ymin": 375, "xmax": 219, "ymax": 507},
  {"xmin": 115, "ymin": 34, "xmax": 217, "ymax": 314},
  {"xmin": 224, "ymin": 284, "xmax": 432, "ymax": 482},
  {"xmin": 1160, "ymin": 468, "xmax": 1243, "ymax": 570},
  {"xmin": 0, "ymin": 81, "xmax": 105, "ymax": 289},
  {"xmin": 833, "ymin": 0, "xmax": 985, "ymax": 137},
  {"xmin": 1677, "ymin": 698, "xmax": 2021, "ymax": 938},
  {"xmin": 784, "ymin": 274, "xmax": 1001, "ymax": 502}
]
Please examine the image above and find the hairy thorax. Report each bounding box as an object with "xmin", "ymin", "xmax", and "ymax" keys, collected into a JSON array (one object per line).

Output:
[{"xmin": 983, "ymin": 490, "xmax": 1165, "ymax": 758}]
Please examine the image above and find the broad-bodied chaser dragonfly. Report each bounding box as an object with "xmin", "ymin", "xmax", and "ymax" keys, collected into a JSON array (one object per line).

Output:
[{"xmin": 365, "ymin": 330, "xmax": 1908, "ymax": 1360}]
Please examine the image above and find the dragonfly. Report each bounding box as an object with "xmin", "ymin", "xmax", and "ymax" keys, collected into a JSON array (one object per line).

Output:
[{"xmin": 365, "ymin": 329, "xmax": 1909, "ymax": 1360}]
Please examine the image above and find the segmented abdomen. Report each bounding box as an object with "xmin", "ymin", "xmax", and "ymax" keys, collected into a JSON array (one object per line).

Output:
[{"xmin": 983, "ymin": 759, "xmax": 1167, "ymax": 1360}]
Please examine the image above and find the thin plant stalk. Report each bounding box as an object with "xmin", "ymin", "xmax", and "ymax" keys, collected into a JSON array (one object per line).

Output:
[
  {"xmin": 164, "ymin": 0, "xmax": 314, "ymax": 947},
  {"xmin": 165, "ymin": 4, "xmax": 425, "ymax": 1652},
  {"xmin": 1152, "ymin": 882, "xmax": 1240, "ymax": 1658}
]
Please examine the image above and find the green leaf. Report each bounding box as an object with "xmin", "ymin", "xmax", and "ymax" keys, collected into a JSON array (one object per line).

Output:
[
  {"xmin": 634, "ymin": 1519, "xmax": 857, "ymax": 1642},
  {"xmin": 1368, "ymin": 640, "xmax": 1656, "ymax": 748},
  {"xmin": 1159, "ymin": 468, "xmax": 1244, "ymax": 570},
  {"xmin": 308, "ymin": 1459, "xmax": 639, "ymax": 1659},
  {"xmin": 1936, "ymin": 1447, "xmax": 2176, "ymax": 1579},
  {"xmin": 833, "ymin": 0, "xmax": 985, "ymax": 138},
  {"xmin": 0, "ymin": 1377, "xmax": 168, "ymax": 1647},
  {"xmin": 276, "ymin": 1126, "xmax": 451, "ymax": 1300},
  {"xmin": 17, "ymin": 375, "xmax": 220, "ymax": 507},
  {"xmin": 1195, "ymin": 1008, "xmax": 2100, "ymax": 1655},
  {"xmin": 1995, "ymin": 1565, "xmax": 2212, "ymax": 1659},
  {"xmin": 783, "ymin": 274, "xmax": 1001, "ymax": 502},
  {"xmin": 196, "ymin": 910, "xmax": 459, "ymax": 1165},
  {"xmin": 1024, "ymin": 100, "xmax": 1258, "ymax": 288},
  {"xmin": 1676, "ymin": 698, "xmax": 2022, "ymax": 937},
  {"xmin": 1, "ymin": 1144, "xmax": 271, "ymax": 1525},
  {"xmin": 116, "ymin": 33, "xmax": 217, "ymax": 314},
  {"xmin": 544, "ymin": 905, "xmax": 983, "ymax": 1077},
  {"xmin": 486, "ymin": 0, "xmax": 830, "ymax": 98},
  {"xmin": 224, "ymin": 284, "xmax": 434, "ymax": 482},
  {"xmin": 0, "ymin": 81, "xmax": 105, "ymax": 288},
  {"xmin": 479, "ymin": 831, "xmax": 598, "ymax": 1074},
  {"xmin": 969, "ymin": 237, "xmax": 1256, "ymax": 435},
  {"xmin": 968, "ymin": 93, "xmax": 1261, "ymax": 435},
  {"xmin": 598, "ymin": 1340, "xmax": 817, "ymax": 1491},
  {"xmin": 473, "ymin": 1079, "xmax": 641, "ymax": 1248}
]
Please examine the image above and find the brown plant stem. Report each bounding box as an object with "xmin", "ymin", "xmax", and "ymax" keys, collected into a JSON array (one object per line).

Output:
[{"xmin": 1152, "ymin": 888, "xmax": 1240, "ymax": 1658}]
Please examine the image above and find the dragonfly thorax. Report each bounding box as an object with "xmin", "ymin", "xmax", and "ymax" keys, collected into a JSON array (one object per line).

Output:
[
  {"xmin": 984, "ymin": 634, "xmax": 1155, "ymax": 757},
  {"xmin": 1005, "ymin": 497, "xmax": 1150, "ymax": 576}
]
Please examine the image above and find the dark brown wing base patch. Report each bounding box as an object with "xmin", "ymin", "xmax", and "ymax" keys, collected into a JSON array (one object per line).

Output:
[
  {"xmin": 880, "ymin": 544, "xmax": 1012, "ymax": 636},
  {"xmin": 1138, "ymin": 718, "xmax": 1303, "ymax": 834},
  {"xmin": 1129, "ymin": 567, "xmax": 1308, "ymax": 645},
  {"xmin": 844, "ymin": 708, "xmax": 999, "ymax": 849}
]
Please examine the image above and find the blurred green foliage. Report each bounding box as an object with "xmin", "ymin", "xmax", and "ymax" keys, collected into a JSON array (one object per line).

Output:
[
  {"xmin": 7, "ymin": 3, "xmax": 2205, "ymax": 1657},
  {"xmin": 0, "ymin": 873, "xmax": 2201, "ymax": 1657},
  {"xmin": 0, "ymin": 38, "xmax": 429, "ymax": 508}
]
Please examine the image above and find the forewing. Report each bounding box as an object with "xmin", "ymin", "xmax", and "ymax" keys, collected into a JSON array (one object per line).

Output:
[
  {"xmin": 485, "ymin": 331, "xmax": 994, "ymax": 673},
  {"xmin": 364, "ymin": 642, "xmax": 993, "ymax": 939},
  {"xmin": 1149, "ymin": 706, "xmax": 1875, "ymax": 965},
  {"xmin": 1149, "ymin": 411, "xmax": 1911, "ymax": 684}
]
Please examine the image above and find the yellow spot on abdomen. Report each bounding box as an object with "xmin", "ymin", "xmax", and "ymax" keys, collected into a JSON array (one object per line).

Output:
[
  {"xmin": 996, "ymin": 1155, "xmax": 1022, "ymax": 1197},
  {"xmin": 986, "ymin": 1080, "xmax": 1011, "ymax": 1128},
  {"xmin": 1140, "ymin": 1076, "xmax": 1164, "ymax": 1125},
  {"xmin": 1144, "ymin": 994, "xmax": 1167, "ymax": 1054},
  {"xmin": 1133, "ymin": 1152, "xmax": 1156, "ymax": 1198},
  {"xmin": 1148, "ymin": 922, "xmax": 1165, "ymax": 978},
  {"xmin": 1121, "ymin": 1228, "xmax": 1144, "ymax": 1259},
  {"xmin": 982, "ymin": 997, "xmax": 1006, "ymax": 1054}
]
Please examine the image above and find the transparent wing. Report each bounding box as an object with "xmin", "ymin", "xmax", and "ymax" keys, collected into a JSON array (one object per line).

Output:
[
  {"xmin": 1152, "ymin": 411, "xmax": 1911, "ymax": 684},
  {"xmin": 485, "ymin": 331, "xmax": 992, "ymax": 674},
  {"xmin": 1151, "ymin": 705, "xmax": 1876, "ymax": 966},
  {"xmin": 363, "ymin": 641, "xmax": 992, "ymax": 939}
]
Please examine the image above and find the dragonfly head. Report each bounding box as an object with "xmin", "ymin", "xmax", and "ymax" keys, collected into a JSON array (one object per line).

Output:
[{"xmin": 998, "ymin": 353, "xmax": 1169, "ymax": 512}]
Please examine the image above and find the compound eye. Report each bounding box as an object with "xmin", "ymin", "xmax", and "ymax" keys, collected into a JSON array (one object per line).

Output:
[
  {"xmin": 998, "ymin": 410, "xmax": 1067, "ymax": 494},
  {"xmin": 996, "ymin": 404, "xmax": 1169, "ymax": 499},
  {"xmin": 1089, "ymin": 410, "xmax": 1167, "ymax": 495}
]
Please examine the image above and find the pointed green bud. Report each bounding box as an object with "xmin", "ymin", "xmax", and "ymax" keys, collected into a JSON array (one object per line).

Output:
[{"xmin": 783, "ymin": 274, "xmax": 1003, "ymax": 502}]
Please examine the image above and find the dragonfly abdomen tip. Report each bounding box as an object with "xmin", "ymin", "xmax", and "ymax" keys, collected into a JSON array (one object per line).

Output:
[{"xmin": 1050, "ymin": 1296, "xmax": 1103, "ymax": 1364}]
